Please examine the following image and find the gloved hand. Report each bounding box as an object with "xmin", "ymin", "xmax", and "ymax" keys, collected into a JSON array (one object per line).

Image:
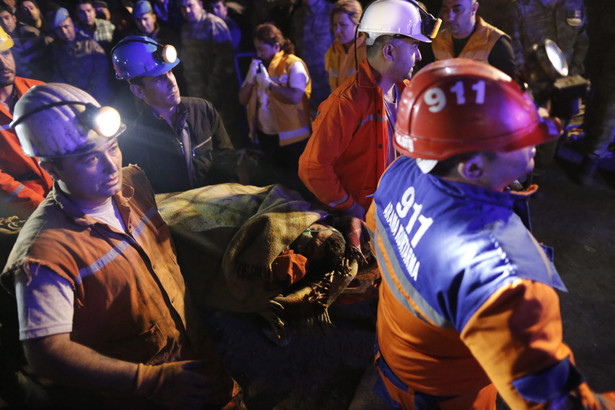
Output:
[
  {"xmin": 244, "ymin": 59, "xmax": 261, "ymax": 86},
  {"xmin": 344, "ymin": 201, "xmax": 366, "ymax": 220},
  {"xmin": 256, "ymin": 63, "xmax": 273, "ymax": 89},
  {"xmin": 134, "ymin": 361, "xmax": 211, "ymax": 409}
]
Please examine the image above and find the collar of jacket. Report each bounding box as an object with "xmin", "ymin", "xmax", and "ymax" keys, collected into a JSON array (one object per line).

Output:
[{"xmin": 49, "ymin": 178, "xmax": 134, "ymax": 227}]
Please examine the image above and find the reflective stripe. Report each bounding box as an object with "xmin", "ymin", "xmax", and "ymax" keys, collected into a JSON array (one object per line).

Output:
[
  {"xmin": 76, "ymin": 206, "xmax": 158, "ymax": 285},
  {"xmin": 4, "ymin": 184, "xmax": 25, "ymax": 201},
  {"xmin": 375, "ymin": 213, "xmax": 452, "ymax": 328},
  {"xmin": 357, "ymin": 114, "xmax": 386, "ymax": 128},
  {"xmin": 279, "ymin": 125, "xmax": 310, "ymax": 142}
]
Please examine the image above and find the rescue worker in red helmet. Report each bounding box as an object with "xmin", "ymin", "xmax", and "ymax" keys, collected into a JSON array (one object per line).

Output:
[
  {"xmin": 1, "ymin": 83, "xmax": 242, "ymax": 408},
  {"xmin": 299, "ymin": 0, "xmax": 440, "ymax": 220},
  {"xmin": 367, "ymin": 59, "xmax": 615, "ymax": 408}
]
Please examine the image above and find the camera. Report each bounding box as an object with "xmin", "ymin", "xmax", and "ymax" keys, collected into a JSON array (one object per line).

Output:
[{"xmin": 516, "ymin": 39, "xmax": 590, "ymax": 123}]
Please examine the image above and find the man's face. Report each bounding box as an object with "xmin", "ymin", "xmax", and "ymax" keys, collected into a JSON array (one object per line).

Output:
[
  {"xmin": 210, "ymin": 1, "xmax": 226, "ymax": 20},
  {"xmin": 439, "ymin": 0, "xmax": 477, "ymax": 39},
  {"xmin": 135, "ymin": 11, "xmax": 156, "ymax": 35},
  {"xmin": 133, "ymin": 70, "xmax": 181, "ymax": 110},
  {"xmin": 0, "ymin": 10, "xmax": 16, "ymax": 33},
  {"xmin": 332, "ymin": 11, "xmax": 356, "ymax": 46},
  {"xmin": 390, "ymin": 36, "xmax": 421, "ymax": 82},
  {"xmin": 483, "ymin": 146, "xmax": 536, "ymax": 191},
  {"xmin": 180, "ymin": 0, "xmax": 203, "ymax": 23},
  {"xmin": 20, "ymin": 0, "xmax": 39, "ymax": 24},
  {"xmin": 56, "ymin": 17, "xmax": 76, "ymax": 42},
  {"xmin": 77, "ymin": 3, "xmax": 97, "ymax": 26},
  {"xmin": 50, "ymin": 139, "xmax": 123, "ymax": 207},
  {"xmin": 0, "ymin": 49, "xmax": 16, "ymax": 87}
]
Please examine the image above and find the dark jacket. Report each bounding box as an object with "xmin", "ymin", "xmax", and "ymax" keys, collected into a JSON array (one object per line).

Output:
[{"xmin": 120, "ymin": 97, "xmax": 237, "ymax": 193}]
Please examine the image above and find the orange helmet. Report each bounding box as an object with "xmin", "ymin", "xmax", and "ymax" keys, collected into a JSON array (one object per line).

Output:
[{"xmin": 394, "ymin": 59, "xmax": 561, "ymax": 170}]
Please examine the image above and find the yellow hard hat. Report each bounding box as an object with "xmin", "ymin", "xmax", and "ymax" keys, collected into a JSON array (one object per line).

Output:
[{"xmin": 0, "ymin": 25, "xmax": 14, "ymax": 51}]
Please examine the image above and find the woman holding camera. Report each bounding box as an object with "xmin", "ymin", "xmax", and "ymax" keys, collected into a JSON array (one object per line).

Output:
[{"xmin": 238, "ymin": 23, "xmax": 311, "ymax": 192}]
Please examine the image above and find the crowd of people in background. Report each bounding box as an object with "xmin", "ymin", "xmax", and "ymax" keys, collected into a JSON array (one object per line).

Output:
[{"xmin": 0, "ymin": 0, "xmax": 605, "ymax": 206}]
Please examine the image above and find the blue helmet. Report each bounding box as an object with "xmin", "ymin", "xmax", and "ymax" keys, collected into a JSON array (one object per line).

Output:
[{"xmin": 111, "ymin": 35, "xmax": 180, "ymax": 80}]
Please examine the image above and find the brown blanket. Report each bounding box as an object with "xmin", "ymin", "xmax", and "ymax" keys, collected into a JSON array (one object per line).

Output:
[{"xmin": 157, "ymin": 183, "xmax": 327, "ymax": 313}]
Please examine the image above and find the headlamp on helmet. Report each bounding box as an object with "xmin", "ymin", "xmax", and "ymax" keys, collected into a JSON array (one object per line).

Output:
[
  {"xmin": 11, "ymin": 101, "xmax": 123, "ymax": 138},
  {"xmin": 160, "ymin": 44, "xmax": 177, "ymax": 64},
  {"xmin": 111, "ymin": 36, "xmax": 180, "ymax": 80}
]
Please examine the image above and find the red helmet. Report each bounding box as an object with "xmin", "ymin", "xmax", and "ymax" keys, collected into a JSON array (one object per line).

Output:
[{"xmin": 394, "ymin": 59, "xmax": 561, "ymax": 167}]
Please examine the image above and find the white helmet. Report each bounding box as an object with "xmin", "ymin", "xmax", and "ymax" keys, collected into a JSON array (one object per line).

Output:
[
  {"xmin": 11, "ymin": 83, "xmax": 124, "ymax": 159},
  {"xmin": 358, "ymin": 0, "xmax": 434, "ymax": 45}
]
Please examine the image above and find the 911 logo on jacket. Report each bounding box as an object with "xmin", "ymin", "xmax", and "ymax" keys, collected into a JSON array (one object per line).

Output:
[{"xmin": 381, "ymin": 185, "xmax": 433, "ymax": 281}]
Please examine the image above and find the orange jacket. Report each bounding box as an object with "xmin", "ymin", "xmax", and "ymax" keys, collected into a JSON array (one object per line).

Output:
[
  {"xmin": 299, "ymin": 59, "xmax": 407, "ymax": 213},
  {"xmin": 0, "ymin": 77, "xmax": 52, "ymax": 217}
]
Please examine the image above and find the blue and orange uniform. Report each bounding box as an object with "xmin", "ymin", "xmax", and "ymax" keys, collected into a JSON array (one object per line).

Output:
[{"xmin": 367, "ymin": 156, "xmax": 615, "ymax": 409}]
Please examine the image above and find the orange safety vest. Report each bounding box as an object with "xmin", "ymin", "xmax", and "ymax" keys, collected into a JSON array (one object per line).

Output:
[
  {"xmin": 432, "ymin": 17, "xmax": 508, "ymax": 62},
  {"xmin": 247, "ymin": 51, "xmax": 312, "ymax": 146}
]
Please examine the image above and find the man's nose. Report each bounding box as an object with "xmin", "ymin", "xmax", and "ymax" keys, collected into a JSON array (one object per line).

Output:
[{"xmin": 101, "ymin": 153, "xmax": 118, "ymax": 173}]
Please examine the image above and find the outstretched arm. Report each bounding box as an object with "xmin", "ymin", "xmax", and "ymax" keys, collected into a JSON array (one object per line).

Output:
[{"xmin": 24, "ymin": 333, "xmax": 214, "ymax": 408}]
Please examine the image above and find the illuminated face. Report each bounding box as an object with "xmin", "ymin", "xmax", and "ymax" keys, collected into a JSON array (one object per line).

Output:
[
  {"xmin": 254, "ymin": 38, "xmax": 279, "ymax": 64},
  {"xmin": 0, "ymin": 49, "xmax": 16, "ymax": 87},
  {"xmin": 135, "ymin": 70, "xmax": 181, "ymax": 110},
  {"xmin": 51, "ymin": 139, "xmax": 123, "ymax": 207},
  {"xmin": 391, "ymin": 36, "xmax": 421, "ymax": 81},
  {"xmin": 180, "ymin": 0, "xmax": 203, "ymax": 23},
  {"xmin": 0, "ymin": 10, "xmax": 17, "ymax": 33},
  {"xmin": 484, "ymin": 146, "xmax": 536, "ymax": 191},
  {"xmin": 77, "ymin": 2, "xmax": 96, "ymax": 26},
  {"xmin": 56, "ymin": 17, "xmax": 76, "ymax": 42},
  {"xmin": 439, "ymin": 0, "xmax": 477, "ymax": 39},
  {"xmin": 136, "ymin": 11, "xmax": 156, "ymax": 35},
  {"xmin": 332, "ymin": 12, "xmax": 356, "ymax": 46},
  {"xmin": 210, "ymin": 0, "xmax": 226, "ymax": 20},
  {"xmin": 20, "ymin": 0, "xmax": 40, "ymax": 25}
]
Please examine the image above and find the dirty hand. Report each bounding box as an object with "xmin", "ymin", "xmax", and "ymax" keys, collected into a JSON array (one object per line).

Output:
[
  {"xmin": 257, "ymin": 298, "xmax": 286, "ymax": 341},
  {"xmin": 135, "ymin": 361, "xmax": 211, "ymax": 409},
  {"xmin": 256, "ymin": 63, "xmax": 272, "ymax": 89}
]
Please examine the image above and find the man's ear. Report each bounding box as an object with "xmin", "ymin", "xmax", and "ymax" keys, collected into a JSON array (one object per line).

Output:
[
  {"xmin": 382, "ymin": 42, "xmax": 396, "ymax": 62},
  {"xmin": 472, "ymin": 1, "xmax": 479, "ymax": 15},
  {"xmin": 129, "ymin": 83, "xmax": 146, "ymax": 100},
  {"xmin": 40, "ymin": 161, "xmax": 60, "ymax": 181},
  {"xmin": 457, "ymin": 154, "xmax": 485, "ymax": 181}
]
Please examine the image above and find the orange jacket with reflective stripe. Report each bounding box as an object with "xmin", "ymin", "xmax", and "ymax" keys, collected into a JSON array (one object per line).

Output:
[
  {"xmin": 2, "ymin": 167, "xmax": 198, "ymax": 364},
  {"xmin": 0, "ymin": 77, "xmax": 53, "ymax": 217},
  {"xmin": 299, "ymin": 59, "xmax": 407, "ymax": 212}
]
